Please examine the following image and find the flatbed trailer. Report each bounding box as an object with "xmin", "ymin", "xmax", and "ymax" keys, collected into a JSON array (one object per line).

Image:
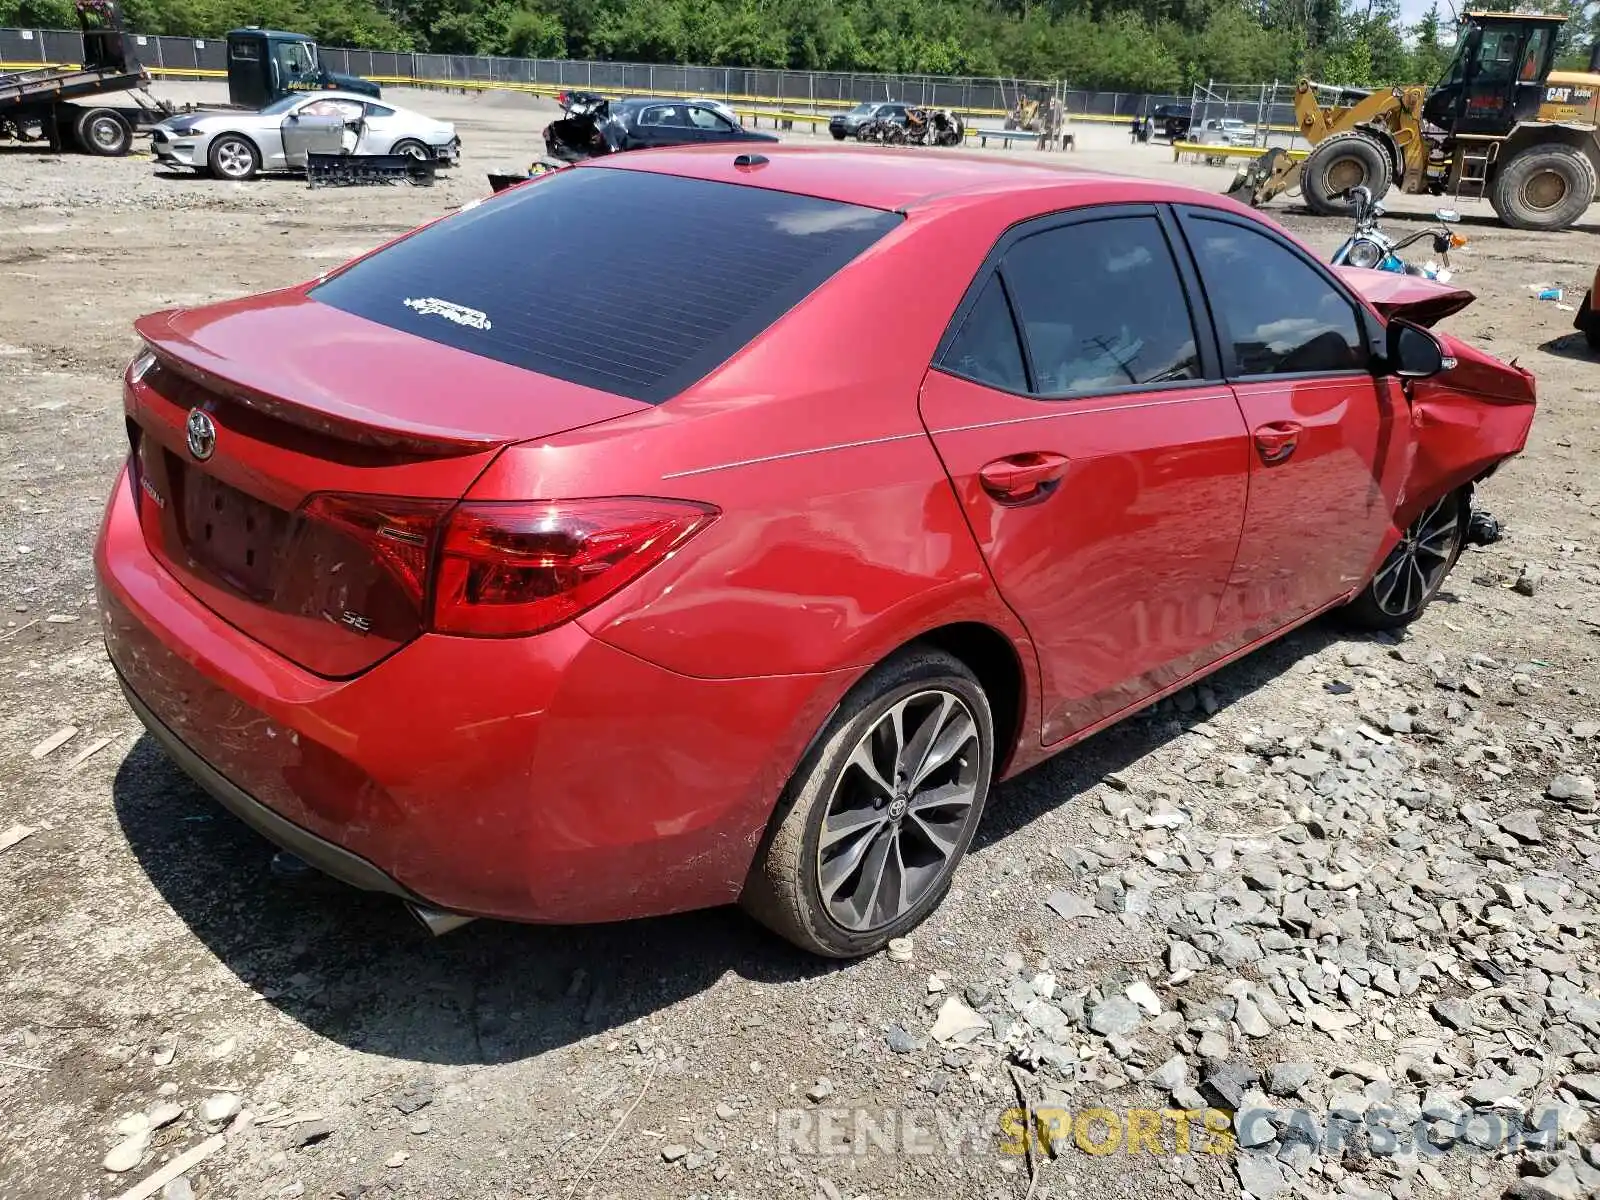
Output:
[
  {"xmin": 0, "ymin": 0, "xmax": 173, "ymax": 155},
  {"xmin": 0, "ymin": 64, "xmax": 171, "ymax": 153}
]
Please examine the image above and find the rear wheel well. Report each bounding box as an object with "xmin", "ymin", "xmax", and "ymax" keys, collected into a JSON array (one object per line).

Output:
[
  {"xmin": 914, "ymin": 622, "xmax": 1024, "ymax": 773},
  {"xmin": 1356, "ymin": 121, "xmax": 1405, "ymax": 183}
]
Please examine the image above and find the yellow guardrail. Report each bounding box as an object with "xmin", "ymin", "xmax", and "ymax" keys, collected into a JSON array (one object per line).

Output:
[
  {"xmin": 1172, "ymin": 141, "xmax": 1308, "ymax": 161},
  {"xmin": 3, "ymin": 61, "xmax": 1027, "ymax": 117}
]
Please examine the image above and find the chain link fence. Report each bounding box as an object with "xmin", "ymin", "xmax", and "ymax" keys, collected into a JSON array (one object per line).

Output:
[
  {"xmin": 3, "ymin": 25, "xmax": 1232, "ymax": 120},
  {"xmin": 1188, "ymin": 81, "xmax": 1305, "ymax": 141}
]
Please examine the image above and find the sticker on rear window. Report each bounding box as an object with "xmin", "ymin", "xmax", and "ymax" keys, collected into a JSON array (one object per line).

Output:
[{"xmin": 403, "ymin": 296, "xmax": 492, "ymax": 331}]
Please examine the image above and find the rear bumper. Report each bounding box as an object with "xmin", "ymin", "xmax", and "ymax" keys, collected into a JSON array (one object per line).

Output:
[
  {"xmin": 118, "ymin": 672, "xmax": 427, "ymax": 902},
  {"xmin": 96, "ymin": 464, "xmax": 851, "ymax": 924}
]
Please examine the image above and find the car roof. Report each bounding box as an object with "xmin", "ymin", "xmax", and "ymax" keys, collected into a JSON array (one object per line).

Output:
[
  {"xmin": 294, "ymin": 91, "xmax": 388, "ymax": 105},
  {"xmin": 618, "ymin": 97, "xmax": 712, "ymax": 109},
  {"xmin": 587, "ymin": 144, "xmax": 1230, "ymax": 215}
]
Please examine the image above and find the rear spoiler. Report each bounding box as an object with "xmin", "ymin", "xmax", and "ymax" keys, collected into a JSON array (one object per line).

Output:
[{"xmin": 1335, "ymin": 267, "xmax": 1475, "ymax": 328}]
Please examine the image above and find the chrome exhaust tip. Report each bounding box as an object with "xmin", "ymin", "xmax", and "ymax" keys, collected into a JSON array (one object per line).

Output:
[{"xmin": 407, "ymin": 903, "xmax": 477, "ymax": 937}]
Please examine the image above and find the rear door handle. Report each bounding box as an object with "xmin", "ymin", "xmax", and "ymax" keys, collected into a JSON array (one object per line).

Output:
[
  {"xmin": 1253, "ymin": 421, "xmax": 1303, "ymax": 466},
  {"xmin": 978, "ymin": 451, "xmax": 1071, "ymax": 504}
]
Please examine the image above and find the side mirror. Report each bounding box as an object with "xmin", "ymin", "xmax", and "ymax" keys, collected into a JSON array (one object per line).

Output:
[
  {"xmin": 1387, "ymin": 319, "xmax": 1448, "ymax": 379},
  {"xmin": 1436, "ymin": 209, "xmax": 1460, "ymax": 223}
]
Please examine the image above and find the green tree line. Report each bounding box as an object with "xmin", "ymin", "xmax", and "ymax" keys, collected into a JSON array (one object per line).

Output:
[{"xmin": 4, "ymin": 0, "xmax": 1599, "ymax": 92}]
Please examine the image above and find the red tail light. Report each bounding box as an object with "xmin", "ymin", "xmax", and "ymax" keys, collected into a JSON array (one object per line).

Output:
[
  {"xmin": 431, "ymin": 498, "xmax": 718, "ymax": 637},
  {"xmin": 283, "ymin": 494, "xmax": 714, "ymax": 648},
  {"xmin": 301, "ymin": 494, "xmax": 450, "ymax": 606}
]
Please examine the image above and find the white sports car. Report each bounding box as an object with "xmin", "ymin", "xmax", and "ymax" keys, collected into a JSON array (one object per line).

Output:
[{"xmin": 149, "ymin": 91, "xmax": 460, "ymax": 181}]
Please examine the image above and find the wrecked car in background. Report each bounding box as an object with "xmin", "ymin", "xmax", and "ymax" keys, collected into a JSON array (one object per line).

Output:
[
  {"xmin": 857, "ymin": 105, "xmax": 965, "ymax": 146},
  {"xmin": 545, "ymin": 94, "xmax": 777, "ymax": 161},
  {"xmin": 149, "ymin": 90, "xmax": 459, "ymax": 182},
  {"xmin": 491, "ymin": 91, "xmax": 778, "ymax": 192}
]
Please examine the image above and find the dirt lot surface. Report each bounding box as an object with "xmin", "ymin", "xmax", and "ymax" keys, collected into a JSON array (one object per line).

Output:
[{"xmin": 2, "ymin": 85, "xmax": 1599, "ymax": 1200}]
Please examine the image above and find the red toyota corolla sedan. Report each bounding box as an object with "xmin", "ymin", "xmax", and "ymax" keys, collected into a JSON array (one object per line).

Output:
[{"xmin": 96, "ymin": 147, "xmax": 1535, "ymax": 957}]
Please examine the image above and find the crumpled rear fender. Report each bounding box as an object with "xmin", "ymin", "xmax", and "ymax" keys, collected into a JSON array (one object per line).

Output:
[{"xmin": 1361, "ymin": 336, "xmax": 1536, "ymax": 577}]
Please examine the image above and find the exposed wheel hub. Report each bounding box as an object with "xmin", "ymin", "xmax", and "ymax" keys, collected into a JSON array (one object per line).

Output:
[
  {"xmin": 1327, "ymin": 158, "xmax": 1366, "ymax": 191},
  {"xmin": 1524, "ymin": 170, "xmax": 1567, "ymax": 211}
]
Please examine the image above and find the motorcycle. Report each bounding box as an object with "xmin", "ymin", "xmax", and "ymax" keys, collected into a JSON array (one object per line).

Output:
[{"xmin": 1329, "ymin": 185, "xmax": 1467, "ymax": 281}]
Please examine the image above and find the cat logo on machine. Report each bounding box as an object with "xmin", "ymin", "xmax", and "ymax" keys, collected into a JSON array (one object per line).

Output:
[{"xmin": 1547, "ymin": 86, "xmax": 1594, "ymax": 103}]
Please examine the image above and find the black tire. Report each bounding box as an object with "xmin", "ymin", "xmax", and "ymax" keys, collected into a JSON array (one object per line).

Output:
[
  {"xmin": 73, "ymin": 108, "xmax": 132, "ymax": 156},
  {"xmin": 1302, "ymin": 131, "xmax": 1393, "ymax": 215},
  {"xmin": 1342, "ymin": 490, "xmax": 1469, "ymax": 630},
  {"xmin": 1489, "ymin": 144, "xmax": 1597, "ymax": 232},
  {"xmin": 741, "ymin": 647, "xmax": 995, "ymax": 958},
  {"xmin": 207, "ymin": 133, "xmax": 260, "ymax": 181},
  {"xmin": 390, "ymin": 138, "xmax": 430, "ymax": 161},
  {"xmin": 831, "ymin": 129, "xmax": 847, "ymax": 141}
]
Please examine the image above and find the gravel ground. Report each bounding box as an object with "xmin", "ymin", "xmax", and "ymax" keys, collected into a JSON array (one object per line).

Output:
[{"xmin": 2, "ymin": 86, "xmax": 1600, "ymax": 1200}]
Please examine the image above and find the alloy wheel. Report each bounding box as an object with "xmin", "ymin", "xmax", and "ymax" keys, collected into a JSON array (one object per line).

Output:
[
  {"xmin": 816, "ymin": 688, "xmax": 980, "ymax": 932},
  {"xmin": 1371, "ymin": 495, "xmax": 1459, "ymax": 616},
  {"xmin": 215, "ymin": 141, "xmax": 253, "ymax": 178}
]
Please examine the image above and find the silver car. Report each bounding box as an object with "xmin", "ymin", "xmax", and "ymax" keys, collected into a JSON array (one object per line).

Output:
[
  {"xmin": 1197, "ymin": 117, "xmax": 1256, "ymax": 147},
  {"xmin": 689, "ymin": 97, "xmax": 744, "ymax": 128},
  {"xmin": 149, "ymin": 91, "xmax": 460, "ymax": 181}
]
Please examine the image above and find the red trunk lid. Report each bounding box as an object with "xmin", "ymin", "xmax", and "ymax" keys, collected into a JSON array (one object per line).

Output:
[
  {"xmin": 1335, "ymin": 267, "xmax": 1475, "ymax": 328},
  {"xmin": 127, "ymin": 291, "xmax": 648, "ymax": 678}
]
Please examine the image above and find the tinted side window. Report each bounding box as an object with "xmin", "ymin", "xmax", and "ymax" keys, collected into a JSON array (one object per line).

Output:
[
  {"xmin": 689, "ymin": 106, "xmax": 735, "ymax": 132},
  {"xmin": 1002, "ymin": 216, "xmax": 1201, "ymax": 397},
  {"xmin": 941, "ymin": 276, "xmax": 1027, "ymax": 393},
  {"xmin": 1186, "ymin": 218, "xmax": 1365, "ymax": 377}
]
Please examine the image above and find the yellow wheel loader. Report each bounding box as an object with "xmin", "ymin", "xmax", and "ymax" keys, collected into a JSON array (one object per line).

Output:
[
  {"xmin": 1004, "ymin": 94, "xmax": 1042, "ymax": 133},
  {"xmin": 1228, "ymin": 11, "xmax": 1600, "ymax": 231}
]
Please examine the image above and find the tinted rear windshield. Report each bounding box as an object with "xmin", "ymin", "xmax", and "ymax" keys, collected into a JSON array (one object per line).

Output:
[{"xmin": 311, "ymin": 167, "xmax": 901, "ymax": 404}]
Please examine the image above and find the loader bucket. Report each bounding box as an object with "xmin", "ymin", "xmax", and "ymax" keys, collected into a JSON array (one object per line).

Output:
[{"xmin": 1225, "ymin": 146, "xmax": 1289, "ymax": 207}]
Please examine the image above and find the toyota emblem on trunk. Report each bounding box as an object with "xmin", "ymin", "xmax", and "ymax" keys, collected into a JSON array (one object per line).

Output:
[{"xmin": 186, "ymin": 409, "xmax": 216, "ymax": 461}]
